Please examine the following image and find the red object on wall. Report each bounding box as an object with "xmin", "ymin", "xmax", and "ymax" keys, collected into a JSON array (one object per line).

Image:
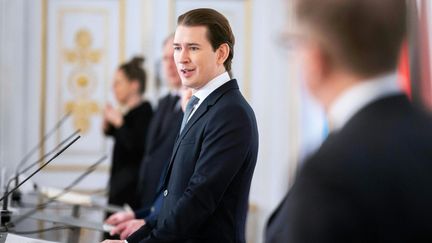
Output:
[{"xmin": 398, "ymin": 41, "xmax": 412, "ymax": 98}]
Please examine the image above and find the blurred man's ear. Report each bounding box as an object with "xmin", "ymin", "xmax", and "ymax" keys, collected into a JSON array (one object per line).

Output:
[
  {"xmin": 303, "ymin": 44, "xmax": 325, "ymax": 81},
  {"xmin": 299, "ymin": 42, "xmax": 335, "ymax": 102}
]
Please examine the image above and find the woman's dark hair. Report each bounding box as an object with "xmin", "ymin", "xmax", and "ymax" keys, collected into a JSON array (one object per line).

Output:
[{"xmin": 119, "ymin": 56, "xmax": 147, "ymax": 94}]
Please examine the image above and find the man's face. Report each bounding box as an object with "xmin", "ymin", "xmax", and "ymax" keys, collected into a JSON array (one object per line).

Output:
[
  {"xmin": 290, "ymin": 30, "xmax": 327, "ymax": 103},
  {"xmin": 162, "ymin": 38, "xmax": 182, "ymax": 89},
  {"xmin": 173, "ymin": 25, "xmax": 223, "ymax": 90}
]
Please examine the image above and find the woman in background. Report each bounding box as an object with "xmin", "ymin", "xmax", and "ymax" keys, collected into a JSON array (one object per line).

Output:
[{"xmin": 103, "ymin": 56, "xmax": 153, "ymax": 210}]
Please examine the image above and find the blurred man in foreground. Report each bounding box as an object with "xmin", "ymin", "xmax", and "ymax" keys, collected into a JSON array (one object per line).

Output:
[{"xmin": 266, "ymin": 0, "xmax": 432, "ymax": 242}]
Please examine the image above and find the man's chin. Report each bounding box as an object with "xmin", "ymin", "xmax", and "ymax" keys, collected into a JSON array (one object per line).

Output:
[{"xmin": 181, "ymin": 80, "xmax": 194, "ymax": 88}]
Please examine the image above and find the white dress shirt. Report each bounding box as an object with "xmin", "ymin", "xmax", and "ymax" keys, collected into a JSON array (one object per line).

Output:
[
  {"xmin": 328, "ymin": 72, "xmax": 402, "ymax": 132},
  {"xmin": 187, "ymin": 71, "xmax": 231, "ymax": 121}
]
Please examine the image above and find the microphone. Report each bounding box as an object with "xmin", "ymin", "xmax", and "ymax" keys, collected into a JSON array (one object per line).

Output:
[
  {"xmin": 12, "ymin": 112, "xmax": 72, "ymax": 205},
  {"xmin": 9, "ymin": 155, "xmax": 107, "ymax": 227},
  {"xmin": 0, "ymin": 134, "xmax": 80, "ymax": 227},
  {"xmin": 15, "ymin": 112, "xmax": 71, "ymax": 174},
  {"xmin": 6, "ymin": 129, "xmax": 80, "ymax": 207},
  {"xmin": 15, "ymin": 129, "xmax": 80, "ymax": 178}
]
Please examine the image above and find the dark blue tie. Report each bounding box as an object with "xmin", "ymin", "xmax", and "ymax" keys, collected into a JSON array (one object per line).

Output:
[{"xmin": 180, "ymin": 95, "xmax": 199, "ymax": 133}]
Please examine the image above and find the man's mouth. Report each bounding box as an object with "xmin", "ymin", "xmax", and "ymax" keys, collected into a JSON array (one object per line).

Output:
[{"xmin": 180, "ymin": 68, "xmax": 196, "ymax": 77}]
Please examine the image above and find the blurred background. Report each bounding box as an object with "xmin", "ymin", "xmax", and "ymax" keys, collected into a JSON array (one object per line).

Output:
[{"xmin": 0, "ymin": 0, "xmax": 430, "ymax": 242}]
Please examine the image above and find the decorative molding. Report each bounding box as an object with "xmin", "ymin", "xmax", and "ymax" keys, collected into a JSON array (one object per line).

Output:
[
  {"xmin": 43, "ymin": 164, "xmax": 109, "ymax": 173},
  {"xmin": 168, "ymin": 0, "xmax": 176, "ymax": 32},
  {"xmin": 242, "ymin": 0, "xmax": 252, "ymax": 100},
  {"xmin": 40, "ymin": 0, "xmax": 126, "ymax": 169},
  {"xmin": 40, "ymin": 0, "xmax": 48, "ymax": 165},
  {"xmin": 119, "ymin": 0, "xmax": 126, "ymax": 62}
]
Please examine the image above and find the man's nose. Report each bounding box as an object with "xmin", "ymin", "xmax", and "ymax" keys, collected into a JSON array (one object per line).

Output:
[{"xmin": 178, "ymin": 49, "xmax": 190, "ymax": 63}]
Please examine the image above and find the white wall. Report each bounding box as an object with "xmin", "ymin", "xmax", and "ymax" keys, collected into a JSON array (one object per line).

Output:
[
  {"xmin": 0, "ymin": 0, "xmax": 28, "ymax": 188},
  {"xmin": 248, "ymin": 0, "xmax": 293, "ymax": 240}
]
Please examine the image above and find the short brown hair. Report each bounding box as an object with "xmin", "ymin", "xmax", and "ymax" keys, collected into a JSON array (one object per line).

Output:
[
  {"xmin": 177, "ymin": 8, "xmax": 235, "ymax": 72},
  {"xmin": 295, "ymin": 0, "xmax": 406, "ymax": 77}
]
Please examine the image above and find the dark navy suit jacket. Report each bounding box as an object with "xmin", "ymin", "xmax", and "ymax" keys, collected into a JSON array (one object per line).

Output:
[
  {"xmin": 128, "ymin": 79, "xmax": 259, "ymax": 243},
  {"xmin": 265, "ymin": 95, "xmax": 432, "ymax": 243},
  {"xmin": 135, "ymin": 94, "xmax": 183, "ymax": 210}
]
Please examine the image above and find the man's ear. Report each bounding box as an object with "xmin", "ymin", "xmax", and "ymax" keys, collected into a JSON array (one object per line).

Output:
[
  {"xmin": 216, "ymin": 43, "xmax": 230, "ymax": 65},
  {"xmin": 305, "ymin": 43, "xmax": 332, "ymax": 83}
]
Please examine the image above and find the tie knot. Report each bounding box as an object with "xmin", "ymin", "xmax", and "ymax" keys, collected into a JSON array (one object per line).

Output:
[
  {"xmin": 186, "ymin": 95, "xmax": 200, "ymax": 110},
  {"xmin": 180, "ymin": 95, "xmax": 200, "ymax": 133}
]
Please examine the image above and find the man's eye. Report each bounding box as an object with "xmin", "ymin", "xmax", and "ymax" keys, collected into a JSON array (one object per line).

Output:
[
  {"xmin": 173, "ymin": 46, "xmax": 181, "ymax": 51},
  {"xmin": 190, "ymin": 47, "xmax": 199, "ymax": 51}
]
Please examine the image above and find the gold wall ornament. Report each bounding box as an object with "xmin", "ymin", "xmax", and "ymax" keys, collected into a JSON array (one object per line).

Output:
[
  {"xmin": 65, "ymin": 98, "xmax": 99, "ymax": 133},
  {"xmin": 63, "ymin": 29, "xmax": 103, "ymax": 134},
  {"xmin": 64, "ymin": 29, "xmax": 102, "ymax": 66}
]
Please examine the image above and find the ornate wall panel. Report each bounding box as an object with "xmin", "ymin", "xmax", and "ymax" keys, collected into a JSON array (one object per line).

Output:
[{"xmin": 43, "ymin": 0, "xmax": 124, "ymax": 170}]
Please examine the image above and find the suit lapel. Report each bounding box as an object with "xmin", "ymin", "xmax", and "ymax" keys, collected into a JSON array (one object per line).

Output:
[
  {"xmin": 160, "ymin": 79, "xmax": 239, "ymax": 187},
  {"xmin": 160, "ymin": 100, "xmax": 211, "ymax": 186},
  {"xmin": 146, "ymin": 96, "xmax": 170, "ymax": 152}
]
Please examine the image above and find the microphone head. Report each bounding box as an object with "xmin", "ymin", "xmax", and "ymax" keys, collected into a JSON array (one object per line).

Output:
[
  {"xmin": 0, "ymin": 210, "xmax": 11, "ymax": 227},
  {"xmin": 11, "ymin": 191, "xmax": 21, "ymax": 206}
]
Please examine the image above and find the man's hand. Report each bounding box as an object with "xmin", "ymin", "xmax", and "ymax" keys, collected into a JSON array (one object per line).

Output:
[
  {"xmin": 105, "ymin": 211, "xmax": 135, "ymax": 225},
  {"xmin": 111, "ymin": 219, "xmax": 146, "ymax": 240}
]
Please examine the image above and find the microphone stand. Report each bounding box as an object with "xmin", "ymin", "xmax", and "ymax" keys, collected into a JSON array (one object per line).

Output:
[
  {"xmin": 0, "ymin": 135, "xmax": 80, "ymax": 230},
  {"xmin": 12, "ymin": 113, "xmax": 72, "ymax": 206},
  {"xmin": 10, "ymin": 155, "xmax": 107, "ymax": 227},
  {"xmin": 8, "ymin": 129, "xmax": 79, "ymax": 208}
]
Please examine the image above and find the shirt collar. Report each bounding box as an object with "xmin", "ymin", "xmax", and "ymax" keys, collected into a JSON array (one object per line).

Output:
[
  {"xmin": 169, "ymin": 89, "xmax": 181, "ymax": 97},
  {"xmin": 328, "ymin": 72, "xmax": 402, "ymax": 132},
  {"xmin": 193, "ymin": 72, "xmax": 231, "ymax": 103}
]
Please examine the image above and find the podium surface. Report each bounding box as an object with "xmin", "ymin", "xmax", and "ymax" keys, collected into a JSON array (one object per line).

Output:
[{"xmin": 0, "ymin": 233, "xmax": 58, "ymax": 243}]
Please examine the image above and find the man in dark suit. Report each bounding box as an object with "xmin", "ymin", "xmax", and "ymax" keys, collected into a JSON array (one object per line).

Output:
[
  {"xmin": 102, "ymin": 8, "xmax": 258, "ymax": 243},
  {"xmin": 136, "ymin": 34, "xmax": 184, "ymax": 212},
  {"xmin": 266, "ymin": 0, "xmax": 432, "ymax": 242},
  {"xmin": 105, "ymin": 34, "xmax": 184, "ymax": 238}
]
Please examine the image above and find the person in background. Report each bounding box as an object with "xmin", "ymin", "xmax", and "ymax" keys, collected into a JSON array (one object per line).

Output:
[
  {"xmin": 104, "ymin": 35, "xmax": 186, "ymax": 239},
  {"xmin": 103, "ymin": 56, "xmax": 153, "ymax": 212},
  {"xmin": 266, "ymin": 0, "xmax": 432, "ymax": 242},
  {"xmin": 105, "ymin": 86, "xmax": 193, "ymax": 240}
]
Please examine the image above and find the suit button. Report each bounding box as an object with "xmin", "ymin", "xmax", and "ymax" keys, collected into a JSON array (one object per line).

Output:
[{"xmin": 163, "ymin": 189, "xmax": 168, "ymax": 197}]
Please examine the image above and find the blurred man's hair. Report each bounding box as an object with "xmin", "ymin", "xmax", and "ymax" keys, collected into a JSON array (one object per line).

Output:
[{"xmin": 295, "ymin": 0, "xmax": 406, "ymax": 77}]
